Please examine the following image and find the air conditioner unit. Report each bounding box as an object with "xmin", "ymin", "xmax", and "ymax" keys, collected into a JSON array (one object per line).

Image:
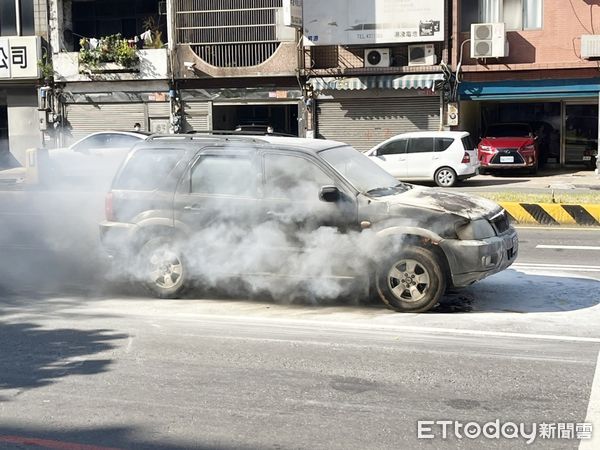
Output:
[
  {"xmin": 408, "ymin": 44, "xmax": 437, "ymax": 66},
  {"xmin": 364, "ymin": 48, "xmax": 390, "ymax": 68},
  {"xmin": 470, "ymin": 23, "xmax": 509, "ymax": 58},
  {"xmin": 581, "ymin": 35, "xmax": 600, "ymax": 59}
]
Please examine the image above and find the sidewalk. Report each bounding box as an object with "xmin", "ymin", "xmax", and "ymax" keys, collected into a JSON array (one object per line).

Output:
[
  {"xmin": 458, "ymin": 169, "xmax": 600, "ymax": 194},
  {"xmin": 458, "ymin": 169, "xmax": 600, "ymax": 226}
]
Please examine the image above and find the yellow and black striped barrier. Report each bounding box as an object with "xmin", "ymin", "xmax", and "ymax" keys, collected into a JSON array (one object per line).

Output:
[{"xmin": 500, "ymin": 202, "xmax": 600, "ymax": 226}]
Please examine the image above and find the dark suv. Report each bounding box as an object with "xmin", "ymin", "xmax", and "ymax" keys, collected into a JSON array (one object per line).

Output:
[{"xmin": 100, "ymin": 134, "xmax": 518, "ymax": 313}]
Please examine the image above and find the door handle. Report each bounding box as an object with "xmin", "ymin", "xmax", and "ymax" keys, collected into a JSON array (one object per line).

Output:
[{"xmin": 183, "ymin": 205, "xmax": 204, "ymax": 211}]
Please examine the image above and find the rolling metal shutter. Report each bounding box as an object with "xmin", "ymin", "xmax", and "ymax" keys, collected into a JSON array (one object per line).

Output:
[
  {"xmin": 148, "ymin": 102, "xmax": 170, "ymax": 118},
  {"xmin": 65, "ymin": 103, "xmax": 146, "ymax": 139},
  {"xmin": 182, "ymin": 101, "xmax": 210, "ymax": 132},
  {"xmin": 316, "ymin": 96, "xmax": 441, "ymax": 151}
]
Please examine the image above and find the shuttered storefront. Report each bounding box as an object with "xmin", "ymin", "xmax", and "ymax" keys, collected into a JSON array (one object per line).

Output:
[
  {"xmin": 65, "ymin": 103, "xmax": 146, "ymax": 139},
  {"xmin": 182, "ymin": 101, "xmax": 210, "ymax": 132},
  {"xmin": 316, "ymin": 96, "xmax": 441, "ymax": 151}
]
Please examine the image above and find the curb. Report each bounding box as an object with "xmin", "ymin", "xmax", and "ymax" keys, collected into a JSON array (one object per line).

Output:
[{"xmin": 500, "ymin": 202, "xmax": 600, "ymax": 226}]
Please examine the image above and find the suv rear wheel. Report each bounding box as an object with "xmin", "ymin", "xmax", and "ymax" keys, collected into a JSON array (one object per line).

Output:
[
  {"xmin": 434, "ymin": 167, "xmax": 457, "ymax": 187},
  {"xmin": 138, "ymin": 237, "xmax": 187, "ymax": 298},
  {"xmin": 375, "ymin": 246, "xmax": 445, "ymax": 313}
]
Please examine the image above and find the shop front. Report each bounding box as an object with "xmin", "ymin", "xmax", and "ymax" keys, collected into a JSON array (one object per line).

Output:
[
  {"xmin": 460, "ymin": 78, "xmax": 600, "ymax": 168},
  {"xmin": 309, "ymin": 74, "xmax": 444, "ymax": 152},
  {"xmin": 178, "ymin": 85, "xmax": 304, "ymax": 136}
]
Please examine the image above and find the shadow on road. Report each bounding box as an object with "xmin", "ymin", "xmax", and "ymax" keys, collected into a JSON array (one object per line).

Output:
[
  {"xmin": 0, "ymin": 425, "xmax": 243, "ymax": 450},
  {"xmin": 0, "ymin": 322, "xmax": 126, "ymax": 393}
]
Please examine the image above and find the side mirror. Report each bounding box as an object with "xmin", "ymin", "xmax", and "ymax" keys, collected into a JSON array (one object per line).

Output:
[{"xmin": 319, "ymin": 185, "xmax": 340, "ymax": 203}]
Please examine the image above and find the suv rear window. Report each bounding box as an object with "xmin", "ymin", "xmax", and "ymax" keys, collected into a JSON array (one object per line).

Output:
[
  {"xmin": 461, "ymin": 135, "xmax": 474, "ymax": 150},
  {"xmin": 113, "ymin": 149, "xmax": 184, "ymax": 191}
]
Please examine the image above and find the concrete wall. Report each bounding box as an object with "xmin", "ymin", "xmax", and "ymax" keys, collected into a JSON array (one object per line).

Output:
[
  {"xmin": 7, "ymin": 89, "xmax": 40, "ymax": 164},
  {"xmin": 456, "ymin": 0, "xmax": 600, "ymax": 76}
]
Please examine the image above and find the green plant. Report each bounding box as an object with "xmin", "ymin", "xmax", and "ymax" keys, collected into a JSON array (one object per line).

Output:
[{"xmin": 78, "ymin": 34, "xmax": 140, "ymax": 69}]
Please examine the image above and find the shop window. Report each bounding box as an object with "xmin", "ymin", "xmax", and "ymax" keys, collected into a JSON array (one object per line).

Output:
[
  {"xmin": 0, "ymin": 0, "xmax": 34, "ymax": 36},
  {"xmin": 461, "ymin": 0, "xmax": 543, "ymax": 32}
]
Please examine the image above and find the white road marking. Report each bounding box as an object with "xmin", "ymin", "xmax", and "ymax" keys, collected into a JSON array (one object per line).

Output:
[
  {"xmin": 514, "ymin": 263, "xmax": 600, "ymax": 273},
  {"xmin": 536, "ymin": 245, "xmax": 600, "ymax": 251},
  {"xmin": 579, "ymin": 351, "xmax": 600, "ymax": 449},
  {"xmin": 516, "ymin": 226, "xmax": 600, "ymax": 232},
  {"xmin": 146, "ymin": 313, "xmax": 600, "ymax": 344}
]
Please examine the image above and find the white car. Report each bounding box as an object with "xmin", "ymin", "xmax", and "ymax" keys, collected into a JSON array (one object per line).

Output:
[
  {"xmin": 365, "ymin": 131, "xmax": 480, "ymax": 187},
  {"xmin": 46, "ymin": 131, "xmax": 149, "ymax": 186}
]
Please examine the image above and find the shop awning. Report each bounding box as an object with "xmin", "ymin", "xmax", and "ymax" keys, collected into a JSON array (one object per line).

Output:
[
  {"xmin": 460, "ymin": 78, "xmax": 600, "ymax": 100},
  {"xmin": 309, "ymin": 74, "xmax": 445, "ymax": 91}
]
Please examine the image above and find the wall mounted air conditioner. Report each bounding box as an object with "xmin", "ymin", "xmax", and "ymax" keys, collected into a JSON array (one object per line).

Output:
[
  {"xmin": 471, "ymin": 23, "xmax": 509, "ymax": 58},
  {"xmin": 581, "ymin": 35, "xmax": 600, "ymax": 59},
  {"xmin": 408, "ymin": 44, "xmax": 437, "ymax": 66},
  {"xmin": 364, "ymin": 48, "xmax": 391, "ymax": 68}
]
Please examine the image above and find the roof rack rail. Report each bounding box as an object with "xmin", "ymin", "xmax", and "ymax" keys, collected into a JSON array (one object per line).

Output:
[
  {"xmin": 145, "ymin": 133, "xmax": 269, "ymax": 144},
  {"xmin": 185, "ymin": 130, "xmax": 298, "ymax": 138}
]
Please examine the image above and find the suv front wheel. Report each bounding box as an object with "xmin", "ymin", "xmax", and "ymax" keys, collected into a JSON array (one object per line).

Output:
[
  {"xmin": 138, "ymin": 237, "xmax": 187, "ymax": 298},
  {"xmin": 375, "ymin": 246, "xmax": 446, "ymax": 312}
]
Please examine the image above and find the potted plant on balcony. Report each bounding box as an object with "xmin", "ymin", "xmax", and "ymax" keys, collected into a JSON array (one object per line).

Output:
[{"xmin": 79, "ymin": 34, "xmax": 140, "ymax": 73}]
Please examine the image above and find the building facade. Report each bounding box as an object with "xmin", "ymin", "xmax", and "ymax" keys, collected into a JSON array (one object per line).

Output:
[
  {"xmin": 301, "ymin": 0, "xmax": 450, "ymax": 151},
  {"xmin": 1, "ymin": 0, "xmax": 49, "ymax": 164},
  {"xmin": 454, "ymin": 0, "xmax": 600, "ymax": 167}
]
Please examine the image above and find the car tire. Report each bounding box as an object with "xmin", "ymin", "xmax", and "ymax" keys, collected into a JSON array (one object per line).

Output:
[
  {"xmin": 138, "ymin": 237, "xmax": 187, "ymax": 298},
  {"xmin": 528, "ymin": 162, "xmax": 539, "ymax": 175},
  {"xmin": 375, "ymin": 246, "xmax": 446, "ymax": 313},
  {"xmin": 434, "ymin": 167, "xmax": 457, "ymax": 187},
  {"xmin": 478, "ymin": 167, "xmax": 488, "ymax": 176}
]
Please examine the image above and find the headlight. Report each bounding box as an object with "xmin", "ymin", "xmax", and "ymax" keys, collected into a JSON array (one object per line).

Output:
[
  {"xmin": 479, "ymin": 145, "xmax": 494, "ymax": 152},
  {"xmin": 456, "ymin": 219, "xmax": 495, "ymax": 240},
  {"xmin": 523, "ymin": 145, "xmax": 535, "ymax": 152}
]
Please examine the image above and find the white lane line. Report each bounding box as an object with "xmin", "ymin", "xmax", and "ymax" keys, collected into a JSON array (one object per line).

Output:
[
  {"xmin": 514, "ymin": 263, "xmax": 600, "ymax": 269},
  {"xmin": 513, "ymin": 263, "xmax": 600, "ymax": 273},
  {"xmin": 149, "ymin": 313, "xmax": 600, "ymax": 344},
  {"xmin": 536, "ymin": 245, "xmax": 600, "ymax": 251},
  {"xmin": 579, "ymin": 351, "xmax": 600, "ymax": 449}
]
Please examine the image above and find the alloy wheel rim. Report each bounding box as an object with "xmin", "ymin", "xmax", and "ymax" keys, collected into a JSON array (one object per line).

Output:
[
  {"xmin": 387, "ymin": 259, "xmax": 430, "ymax": 303},
  {"xmin": 148, "ymin": 249, "xmax": 183, "ymax": 289},
  {"xmin": 437, "ymin": 169, "xmax": 455, "ymax": 186}
]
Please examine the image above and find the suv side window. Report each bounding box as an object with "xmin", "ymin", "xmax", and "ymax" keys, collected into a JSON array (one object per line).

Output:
[
  {"xmin": 113, "ymin": 149, "xmax": 184, "ymax": 191},
  {"xmin": 406, "ymin": 137, "xmax": 434, "ymax": 154},
  {"xmin": 434, "ymin": 138, "xmax": 455, "ymax": 152},
  {"xmin": 264, "ymin": 153, "xmax": 334, "ymax": 200},
  {"xmin": 191, "ymin": 156, "xmax": 257, "ymax": 197},
  {"xmin": 378, "ymin": 139, "xmax": 407, "ymax": 156}
]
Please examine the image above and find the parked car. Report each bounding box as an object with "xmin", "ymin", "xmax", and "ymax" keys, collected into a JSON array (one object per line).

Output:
[
  {"xmin": 364, "ymin": 131, "xmax": 480, "ymax": 187},
  {"xmin": 478, "ymin": 123, "xmax": 539, "ymax": 174},
  {"xmin": 583, "ymin": 147, "xmax": 598, "ymax": 170},
  {"xmin": 100, "ymin": 134, "xmax": 518, "ymax": 313},
  {"xmin": 45, "ymin": 130, "xmax": 150, "ymax": 186}
]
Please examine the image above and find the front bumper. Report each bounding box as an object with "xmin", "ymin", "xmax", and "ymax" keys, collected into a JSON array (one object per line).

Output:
[{"xmin": 439, "ymin": 227, "xmax": 518, "ymax": 288}]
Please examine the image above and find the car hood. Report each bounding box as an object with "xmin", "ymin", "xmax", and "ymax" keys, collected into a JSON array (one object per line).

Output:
[
  {"xmin": 480, "ymin": 137, "xmax": 534, "ymax": 148},
  {"xmin": 374, "ymin": 186, "xmax": 502, "ymax": 221}
]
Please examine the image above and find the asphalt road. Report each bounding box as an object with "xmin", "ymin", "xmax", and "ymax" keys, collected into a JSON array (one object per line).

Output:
[{"xmin": 1, "ymin": 190, "xmax": 600, "ymax": 449}]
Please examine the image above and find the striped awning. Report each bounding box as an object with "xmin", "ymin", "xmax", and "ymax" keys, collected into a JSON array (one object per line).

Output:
[{"xmin": 309, "ymin": 74, "xmax": 445, "ymax": 91}]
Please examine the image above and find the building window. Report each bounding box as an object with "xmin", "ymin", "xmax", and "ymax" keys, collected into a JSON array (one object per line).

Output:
[
  {"xmin": 461, "ymin": 0, "xmax": 543, "ymax": 31},
  {"xmin": 0, "ymin": 0, "xmax": 35, "ymax": 36}
]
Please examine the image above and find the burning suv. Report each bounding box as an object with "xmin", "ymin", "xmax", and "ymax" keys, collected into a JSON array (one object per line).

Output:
[
  {"xmin": 478, "ymin": 123, "xmax": 539, "ymax": 174},
  {"xmin": 100, "ymin": 134, "xmax": 518, "ymax": 313}
]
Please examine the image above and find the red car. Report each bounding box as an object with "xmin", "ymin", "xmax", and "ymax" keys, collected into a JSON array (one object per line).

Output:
[{"xmin": 478, "ymin": 123, "xmax": 539, "ymax": 174}]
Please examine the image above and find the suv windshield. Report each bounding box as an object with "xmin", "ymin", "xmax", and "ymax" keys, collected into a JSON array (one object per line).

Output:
[
  {"xmin": 485, "ymin": 124, "xmax": 532, "ymax": 137},
  {"xmin": 320, "ymin": 146, "xmax": 410, "ymax": 196}
]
